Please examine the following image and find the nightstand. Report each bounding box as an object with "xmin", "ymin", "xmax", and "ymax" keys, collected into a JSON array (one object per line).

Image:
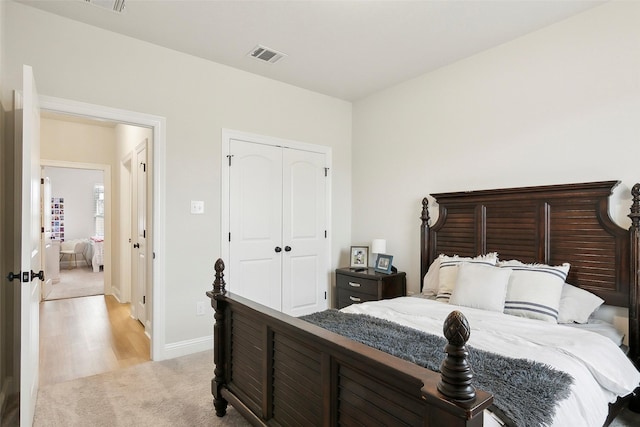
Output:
[{"xmin": 336, "ymin": 267, "xmax": 406, "ymax": 309}]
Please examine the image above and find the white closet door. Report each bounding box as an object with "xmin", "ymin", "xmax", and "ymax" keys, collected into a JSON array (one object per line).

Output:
[
  {"xmin": 281, "ymin": 148, "xmax": 327, "ymax": 316},
  {"xmin": 229, "ymin": 139, "xmax": 283, "ymax": 311}
]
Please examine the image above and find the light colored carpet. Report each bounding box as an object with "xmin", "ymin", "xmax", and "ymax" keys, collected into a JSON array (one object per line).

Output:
[
  {"xmin": 46, "ymin": 265, "xmax": 104, "ymax": 300},
  {"xmin": 33, "ymin": 349, "xmax": 640, "ymax": 427},
  {"xmin": 33, "ymin": 350, "xmax": 250, "ymax": 427}
]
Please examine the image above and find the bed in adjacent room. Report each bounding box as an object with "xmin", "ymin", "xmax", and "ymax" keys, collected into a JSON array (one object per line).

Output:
[
  {"xmin": 87, "ymin": 236, "xmax": 104, "ymax": 272},
  {"xmin": 207, "ymin": 180, "xmax": 640, "ymax": 426}
]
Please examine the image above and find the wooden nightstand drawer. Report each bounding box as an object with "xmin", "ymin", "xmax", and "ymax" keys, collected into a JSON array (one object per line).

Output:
[
  {"xmin": 335, "ymin": 267, "xmax": 406, "ymax": 309},
  {"xmin": 337, "ymin": 288, "xmax": 379, "ymax": 308},
  {"xmin": 336, "ymin": 274, "xmax": 379, "ymax": 296}
]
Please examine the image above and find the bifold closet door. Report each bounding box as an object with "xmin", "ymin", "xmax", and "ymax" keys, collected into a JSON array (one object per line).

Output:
[
  {"xmin": 229, "ymin": 140, "xmax": 283, "ymax": 311},
  {"xmin": 228, "ymin": 139, "xmax": 328, "ymax": 316},
  {"xmin": 281, "ymin": 148, "xmax": 327, "ymax": 316}
]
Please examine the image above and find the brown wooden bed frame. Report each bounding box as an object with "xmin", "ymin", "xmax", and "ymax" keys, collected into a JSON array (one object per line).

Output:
[
  {"xmin": 208, "ymin": 181, "xmax": 640, "ymax": 426},
  {"xmin": 420, "ymin": 181, "xmax": 640, "ymax": 367}
]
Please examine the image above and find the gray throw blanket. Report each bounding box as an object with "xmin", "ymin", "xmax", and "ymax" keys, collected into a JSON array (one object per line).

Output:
[{"xmin": 301, "ymin": 309, "xmax": 574, "ymax": 427}]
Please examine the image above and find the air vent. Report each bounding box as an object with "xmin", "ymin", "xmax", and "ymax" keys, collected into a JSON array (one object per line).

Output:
[
  {"xmin": 84, "ymin": 0, "xmax": 126, "ymax": 13},
  {"xmin": 247, "ymin": 45, "xmax": 287, "ymax": 64}
]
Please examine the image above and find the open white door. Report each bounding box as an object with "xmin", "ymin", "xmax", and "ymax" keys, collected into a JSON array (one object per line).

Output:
[
  {"xmin": 133, "ymin": 140, "xmax": 148, "ymax": 326},
  {"xmin": 16, "ymin": 64, "xmax": 41, "ymax": 427}
]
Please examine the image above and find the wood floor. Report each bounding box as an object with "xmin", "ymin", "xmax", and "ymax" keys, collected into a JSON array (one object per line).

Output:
[{"xmin": 39, "ymin": 295, "xmax": 150, "ymax": 386}]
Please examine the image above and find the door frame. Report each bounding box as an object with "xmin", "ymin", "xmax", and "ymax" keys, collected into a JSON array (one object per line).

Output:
[
  {"xmin": 40, "ymin": 161, "xmax": 111, "ymax": 296},
  {"xmin": 221, "ymin": 128, "xmax": 332, "ymax": 295},
  {"xmin": 39, "ymin": 95, "xmax": 167, "ymax": 360}
]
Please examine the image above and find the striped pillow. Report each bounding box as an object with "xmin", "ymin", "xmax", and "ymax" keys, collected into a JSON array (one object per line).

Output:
[
  {"xmin": 435, "ymin": 253, "xmax": 498, "ymax": 302},
  {"xmin": 500, "ymin": 260, "xmax": 570, "ymax": 323}
]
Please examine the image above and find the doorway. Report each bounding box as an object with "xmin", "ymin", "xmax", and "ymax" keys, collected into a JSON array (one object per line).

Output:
[
  {"xmin": 37, "ymin": 114, "xmax": 152, "ymax": 385},
  {"xmin": 41, "ymin": 165, "xmax": 106, "ymax": 301},
  {"xmin": 38, "ymin": 94, "xmax": 167, "ymax": 361}
]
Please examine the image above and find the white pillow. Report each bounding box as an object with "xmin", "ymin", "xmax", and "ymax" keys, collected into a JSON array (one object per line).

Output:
[
  {"xmin": 436, "ymin": 253, "xmax": 498, "ymax": 302},
  {"xmin": 449, "ymin": 263, "xmax": 511, "ymax": 312},
  {"xmin": 557, "ymin": 283, "xmax": 604, "ymax": 324},
  {"xmin": 422, "ymin": 256, "xmax": 442, "ymax": 296},
  {"xmin": 500, "ymin": 260, "xmax": 570, "ymax": 323}
]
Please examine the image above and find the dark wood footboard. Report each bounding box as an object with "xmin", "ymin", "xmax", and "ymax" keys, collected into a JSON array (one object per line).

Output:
[{"xmin": 207, "ymin": 259, "xmax": 492, "ymax": 427}]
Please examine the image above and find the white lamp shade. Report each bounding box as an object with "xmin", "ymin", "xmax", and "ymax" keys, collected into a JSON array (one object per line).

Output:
[{"xmin": 371, "ymin": 239, "xmax": 386, "ymax": 254}]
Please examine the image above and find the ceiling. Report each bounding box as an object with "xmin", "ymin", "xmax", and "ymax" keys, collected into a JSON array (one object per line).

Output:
[{"xmin": 17, "ymin": 0, "xmax": 605, "ymax": 101}]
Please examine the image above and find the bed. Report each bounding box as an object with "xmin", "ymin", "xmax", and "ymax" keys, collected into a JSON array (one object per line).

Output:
[
  {"xmin": 87, "ymin": 236, "xmax": 104, "ymax": 272},
  {"xmin": 207, "ymin": 180, "xmax": 640, "ymax": 426}
]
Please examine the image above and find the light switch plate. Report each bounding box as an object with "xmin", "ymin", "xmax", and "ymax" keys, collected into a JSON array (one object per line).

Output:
[{"xmin": 190, "ymin": 200, "xmax": 204, "ymax": 214}]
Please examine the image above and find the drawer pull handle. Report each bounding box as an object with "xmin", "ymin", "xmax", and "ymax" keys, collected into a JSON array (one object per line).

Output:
[
  {"xmin": 348, "ymin": 282, "xmax": 361, "ymax": 287},
  {"xmin": 349, "ymin": 296, "xmax": 361, "ymax": 302}
]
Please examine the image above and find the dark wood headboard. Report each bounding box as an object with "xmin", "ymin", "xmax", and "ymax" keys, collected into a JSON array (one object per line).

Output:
[{"xmin": 420, "ymin": 181, "xmax": 640, "ymax": 366}]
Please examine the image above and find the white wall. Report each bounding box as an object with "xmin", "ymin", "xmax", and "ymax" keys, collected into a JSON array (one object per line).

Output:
[
  {"xmin": 40, "ymin": 116, "xmax": 117, "ymax": 164},
  {"xmin": 2, "ymin": 2, "xmax": 352, "ymax": 351},
  {"xmin": 43, "ymin": 166, "xmax": 104, "ymax": 241},
  {"xmin": 352, "ymin": 1, "xmax": 640, "ymax": 294}
]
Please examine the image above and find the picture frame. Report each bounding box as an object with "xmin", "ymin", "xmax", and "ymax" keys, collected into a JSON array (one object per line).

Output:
[
  {"xmin": 375, "ymin": 254, "xmax": 394, "ymax": 274},
  {"xmin": 350, "ymin": 246, "xmax": 369, "ymax": 268}
]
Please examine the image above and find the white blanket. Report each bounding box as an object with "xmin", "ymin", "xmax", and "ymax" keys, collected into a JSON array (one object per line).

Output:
[{"xmin": 341, "ymin": 297, "xmax": 640, "ymax": 427}]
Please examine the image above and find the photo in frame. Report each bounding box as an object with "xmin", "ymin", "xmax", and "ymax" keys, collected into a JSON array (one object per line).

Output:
[
  {"xmin": 350, "ymin": 246, "xmax": 369, "ymax": 268},
  {"xmin": 375, "ymin": 254, "xmax": 394, "ymax": 274}
]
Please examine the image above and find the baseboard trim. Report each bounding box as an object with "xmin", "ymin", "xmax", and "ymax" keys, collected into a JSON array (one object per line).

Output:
[
  {"xmin": 110, "ymin": 288, "xmax": 122, "ymax": 302},
  {"xmin": 161, "ymin": 335, "xmax": 213, "ymax": 360}
]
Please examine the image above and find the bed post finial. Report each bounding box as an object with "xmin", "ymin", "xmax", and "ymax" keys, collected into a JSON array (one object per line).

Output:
[
  {"xmin": 213, "ymin": 258, "xmax": 226, "ymax": 296},
  {"xmin": 421, "ymin": 197, "xmax": 430, "ymax": 226},
  {"xmin": 438, "ymin": 310, "xmax": 476, "ymax": 402}
]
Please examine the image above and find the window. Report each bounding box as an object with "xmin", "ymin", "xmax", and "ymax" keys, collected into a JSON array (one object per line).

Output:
[{"xmin": 94, "ymin": 184, "xmax": 104, "ymax": 237}]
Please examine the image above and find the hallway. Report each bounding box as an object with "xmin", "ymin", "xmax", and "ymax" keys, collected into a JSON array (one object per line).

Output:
[{"xmin": 39, "ymin": 295, "xmax": 150, "ymax": 386}]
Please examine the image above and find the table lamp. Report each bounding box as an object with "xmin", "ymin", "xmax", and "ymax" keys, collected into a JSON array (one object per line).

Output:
[{"xmin": 371, "ymin": 239, "xmax": 386, "ymax": 267}]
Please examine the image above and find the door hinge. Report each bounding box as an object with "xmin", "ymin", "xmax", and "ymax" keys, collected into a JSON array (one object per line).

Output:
[
  {"xmin": 140, "ymin": 162, "xmax": 146, "ymax": 172},
  {"xmin": 41, "ymin": 227, "xmax": 45, "ymax": 233},
  {"xmin": 228, "ymin": 232, "xmax": 231, "ymax": 242},
  {"xmin": 41, "ymin": 178, "xmax": 44, "ymax": 184},
  {"xmin": 324, "ymin": 292, "xmax": 327, "ymax": 300},
  {"xmin": 143, "ymin": 229, "xmax": 146, "ymax": 238},
  {"xmin": 324, "ymin": 230, "xmax": 327, "ymax": 238},
  {"xmin": 153, "ymin": 252, "xmax": 156, "ymax": 259},
  {"xmin": 143, "ymin": 295, "xmax": 146, "ymax": 304},
  {"xmin": 227, "ymin": 155, "xmax": 234, "ymax": 167},
  {"xmin": 324, "ymin": 167, "xmax": 329, "ymax": 177}
]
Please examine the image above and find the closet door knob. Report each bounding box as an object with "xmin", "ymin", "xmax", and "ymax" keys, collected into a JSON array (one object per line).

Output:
[
  {"xmin": 284, "ymin": 246, "xmax": 292, "ymax": 252},
  {"xmin": 275, "ymin": 246, "xmax": 282, "ymax": 253}
]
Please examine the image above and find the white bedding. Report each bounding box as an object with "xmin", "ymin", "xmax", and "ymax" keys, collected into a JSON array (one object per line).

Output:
[
  {"xmin": 88, "ymin": 239, "xmax": 104, "ymax": 273},
  {"xmin": 341, "ymin": 297, "xmax": 640, "ymax": 427}
]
